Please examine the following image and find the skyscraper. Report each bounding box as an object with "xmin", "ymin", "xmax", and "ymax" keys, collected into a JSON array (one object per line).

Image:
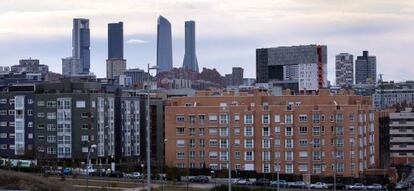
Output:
[
  {"xmin": 106, "ymin": 22, "xmax": 126, "ymax": 79},
  {"xmin": 156, "ymin": 16, "xmax": 173, "ymax": 74},
  {"xmin": 335, "ymin": 53, "xmax": 354, "ymax": 87},
  {"xmin": 72, "ymin": 18, "xmax": 90, "ymax": 74},
  {"xmin": 182, "ymin": 20, "xmax": 199, "ymax": 72},
  {"xmin": 256, "ymin": 45, "xmax": 327, "ymax": 92},
  {"xmin": 62, "ymin": 18, "xmax": 90, "ymax": 76},
  {"xmin": 355, "ymin": 51, "xmax": 376, "ymax": 84}
]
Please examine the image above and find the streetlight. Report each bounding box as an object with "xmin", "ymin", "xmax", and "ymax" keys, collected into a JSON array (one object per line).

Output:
[
  {"xmin": 162, "ymin": 139, "xmax": 167, "ymax": 191},
  {"xmin": 86, "ymin": 144, "xmax": 97, "ymax": 191},
  {"xmin": 211, "ymin": 170, "xmax": 217, "ymax": 191},
  {"xmin": 146, "ymin": 64, "xmax": 159, "ymax": 191}
]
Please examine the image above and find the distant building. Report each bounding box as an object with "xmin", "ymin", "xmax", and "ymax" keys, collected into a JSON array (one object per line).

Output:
[
  {"xmin": 182, "ymin": 21, "xmax": 199, "ymax": 72},
  {"xmin": 355, "ymin": 51, "xmax": 376, "ymax": 85},
  {"xmin": 256, "ymin": 45, "xmax": 328, "ymax": 93},
  {"xmin": 335, "ymin": 53, "xmax": 354, "ymax": 87},
  {"xmin": 11, "ymin": 59, "xmax": 48, "ymax": 74},
  {"xmin": 157, "ymin": 16, "xmax": 173, "ymax": 74},
  {"xmin": 107, "ymin": 22, "xmax": 126, "ymax": 79},
  {"xmin": 389, "ymin": 107, "xmax": 414, "ymax": 165},
  {"xmin": 373, "ymin": 81, "xmax": 414, "ymax": 109},
  {"xmin": 124, "ymin": 68, "xmax": 150, "ymax": 86},
  {"xmin": 231, "ymin": 67, "xmax": 244, "ymax": 86},
  {"xmin": 62, "ymin": 18, "xmax": 90, "ymax": 76}
]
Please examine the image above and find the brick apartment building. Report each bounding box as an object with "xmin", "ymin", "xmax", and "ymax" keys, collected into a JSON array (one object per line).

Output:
[{"xmin": 165, "ymin": 89, "xmax": 380, "ymax": 178}]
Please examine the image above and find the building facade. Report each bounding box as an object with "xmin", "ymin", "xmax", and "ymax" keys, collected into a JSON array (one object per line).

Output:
[
  {"xmin": 182, "ymin": 21, "xmax": 199, "ymax": 73},
  {"xmin": 157, "ymin": 16, "xmax": 173, "ymax": 74},
  {"xmin": 256, "ymin": 45, "xmax": 328, "ymax": 93},
  {"xmin": 11, "ymin": 59, "xmax": 49, "ymax": 74},
  {"xmin": 355, "ymin": 51, "xmax": 376, "ymax": 85},
  {"xmin": 107, "ymin": 22, "xmax": 126, "ymax": 79},
  {"xmin": 34, "ymin": 80, "xmax": 115, "ymax": 162},
  {"xmin": 389, "ymin": 108, "xmax": 414, "ymax": 165},
  {"xmin": 335, "ymin": 53, "xmax": 354, "ymax": 88},
  {"xmin": 165, "ymin": 90, "xmax": 379, "ymax": 178},
  {"xmin": 0, "ymin": 84, "xmax": 35, "ymax": 158}
]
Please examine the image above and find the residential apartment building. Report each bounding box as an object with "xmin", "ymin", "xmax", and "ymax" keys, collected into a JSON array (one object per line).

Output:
[
  {"xmin": 34, "ymin": 80, "xmax": 115, "ymax": 163},
  {"xmin": 0, "ymin": 84, "xmax": 35, "ymax": 158},
  {"xmin": 389, "ymin": 107, "xmax": 414, "ymax": 165},
  {"xmin": 335, "ymin": 53, "xmax": 354, "ymax": 88},
  {"xmin": 256, "ymin": 45, "xmax": 327, "ymax": 93},
  {"xmin": 165, "ymin": 90, "xmax": 379, "ymax": 178}
]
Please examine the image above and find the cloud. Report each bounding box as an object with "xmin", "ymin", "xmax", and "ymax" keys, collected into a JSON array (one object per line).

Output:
[{"xmin": 127, "ymin": 39, "xmax": 149, "ymax": 44}]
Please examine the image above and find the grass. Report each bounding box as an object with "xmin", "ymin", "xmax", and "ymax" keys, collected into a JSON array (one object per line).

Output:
[{"xmin": 0, "ymin": 169, "xmax": 75, "ymax": 191}]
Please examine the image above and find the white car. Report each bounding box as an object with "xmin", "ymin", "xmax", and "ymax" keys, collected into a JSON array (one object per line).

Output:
[
  {"xmin": 310, "ymin": 182, "xmax": 328, "ymax": 189},
  {"xmin": 367, "ymin": 184, "xmax": 383, "ymax": 190},
  {"xmin": 125, "ymin": 172, "xmax": 142, "ymax": 179},
  {"xmin": 348, "ymin": 183, "xmax": 365, "ymax": 190},
  {"xmin": 234, "ymin": 178, "xmax": 251, "ymax": 185}
]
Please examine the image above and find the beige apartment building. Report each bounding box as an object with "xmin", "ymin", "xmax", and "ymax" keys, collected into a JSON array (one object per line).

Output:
[{"xmin": 165, "ymin": 90, "xmax": 380, "ymax": 178}]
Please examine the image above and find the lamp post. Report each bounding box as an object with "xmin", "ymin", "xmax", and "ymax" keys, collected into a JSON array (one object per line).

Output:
[
  {"xmin": 162, "ymin": 139, "xmax": 167, "ymax": 191},
  {"xmin": 211, "ymin": 170, "xmax": 217, "ymax": 191},
  {"xmin": 86, "ymin": 144, "xmax": 97, "ymax": 191},
  {"xmin": 146, "ymin": 64, "xmax": 158, "ymax": 191},
  {"xmin": 228, "ymin": 125, "xmax": 232, "ymax": 191}
]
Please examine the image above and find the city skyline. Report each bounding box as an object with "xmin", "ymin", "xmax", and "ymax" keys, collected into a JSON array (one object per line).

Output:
[{"xmin": 0, "ymin": 0, "xmax": 413, "ymax": 82}]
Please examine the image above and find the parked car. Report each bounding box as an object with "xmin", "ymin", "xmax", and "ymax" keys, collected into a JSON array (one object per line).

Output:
[
  {"xmin": 234, "ymin": 178, "xmax": 251, "ymax": 185},
  {"xmin": 347, "ymin": 183, "xmax": 365, "ymax": 190},
  {"xmin": 290, "ymin": 181, "xmax": 307, "ymax": 188},
  {"xmin": 107, "ymin": 171, "xmax": 124, "ymax": 178},
  {"xmin": 310, "ymin": 182, "xmax": 328, "ymax": 189},
  {"xmin": 367, "ymin": 184, "xmax": 384, "ymax": 190},
  {"xmin": 395, "ymin": 182, "xmax": 409, "ymax": 190},
  {"xmin": 125, "ymin": 172, "xmax": 142, "ymax": 179},
  {"xmin": 333, "ymin": 183, "xmax": 346, "ymax": 190},
  {"xmin": 270, "ymin": 180, "xmax": 288, "ymax": 187},
  {"xmin": 63, "ymin": 168, "xmax": 72, "ymax": 175},
  {"xmin": 189, "ymin": 175, "xmax": 209, "ymax": 183},
  {"xmin": 254, "ymin": 178, "xmax": 271, "ymax": 186}
]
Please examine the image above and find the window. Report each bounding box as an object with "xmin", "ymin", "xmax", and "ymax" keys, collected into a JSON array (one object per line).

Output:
[
  {"xmin": 199, "ymin": 139, "xmax": 205, "ymax": 147},
  {"xmin": 0, "ymin": 99, "xmax": 6, "ymax": 104},
  {"xmin": 209, "ymin": 151, "xmax": 218, "ymax": 159},
  {"xmin": 209, "ymin": 128, "xmax": 218, "ymax": 135},
  {"xmin": 234, "ymin": 127, "xmax": 240, "ymax": 135},
  {"xmin": 299, "ymin": 126, "xmax": 307, "ymax": 134},
  {"xmin": 336, "ymin": 113, "xmax": 344, "ymax": 123},
  {"xmin": 336, "ymin": 163, "xmax": 344, "ymax": 173},
  {"xmin": 336, "ymin": 126, "xmax": 344, "ymax": 135},
  {"xmin": 245, "ymin": 151, "xmax": 254, "ymax": 161},
  {"xmin": 244, "ymin": 139, "xmax": 254, "ymax": 148},
  {"xmin": 81, "ymin": 135, "xmax": 89, "ymax": 142},
  {"xmin": 37, "ymin": 112, "xmax": 45, "ymax": 118},
  {"xmin": 274, "ymin": 115, "xmax": 280, "ymax": 123},
  {"xmin": 244, "ymin": 127, "xmax": 253, "ymax": 136},
  {"xmin": 285, "ymin": 114, "xmax": 293, "ymax": 124},
  {"xmin": 244, "ymin": 114, "xmax": 253, "ymax": 124},
  {"xmin": 313, "ymin": 151, "xmax": 322, "ymax": 160},
  {"xmin": 220, "ymin": 151, "xmax": 228, "ymax": 161},
  {"xmin": 47, "ymin": 136, "xmax": 56, "ymax": 143},
  {"xmin": 299, "ymin": 139, "xmax": 308, "ymax": 146},
  {"xmin": 299, "ymin": 164, "xmax": 308, "ymax": 172},
  {"xmin": 234, "ymin": 139, "xmax": 240, "ymax": 147},
  {"xmin": 262, "ymin": 151, "xmax": 270, "ymax": 161},
  {"xmin": 274, "ymin": 139, "xmax": 280, "ymax": 146},
  {"xmin": 0, "ymin": 144, "xmax": 7, "ymax": 150},
  {"xmin": 263, "ymin": 163, "xmax": 270, "ymax": 173},
  {"xmin": 219, "ymin": 114, "xmax": 229, "ymax": 124},
  {"xmin": 47, "ymin": 101, "xmax": 57, "ymax": 108},
  {"xmin": 38, "ymin": 135, "xmax": 45, "ymax": 141},
  {"xmin": 47, "ymin": 124, "xmax": 56, "ymax": 131},
  {"xmin": 313, "ymin": 126, "xmax": 321, "ymax": 135},
  {"xmin": 313, "ymin": 164, "xmax": 322, "ymax": 173},
  {"xmin": 299, "ymin": 114, "xmax": 307, "ymax": 122},
  {"xmin": 0, "ymin": 133, "xmax": 7, "ymax": 138},
  {"xmin": 9, "ymin": 122, "xmax": 14, "ymax": 127},
  {"xmin": 285, "ymin": 164, "xmax": 293, "ymax": 173},
  {"xmin": 81, "ymin": 112, "xmax": 88, "ymax": 118},
  {"xmin": 220, "ymin": 127, "xmax": 228, "ymax": 136},
  {"xmin": 198, "ymin": 115, "xmax": 206, "ymax": 124},
  {"xmin": 349, "ymin": 113, "xmax": 355, "ymax": 122},
  {"xmin": 234, "ymin": 114, "xmax": 240, "ymax": 122},
  {"xmin": 235, "ymin": 151, "xmax": 241, "ymax": 160},
  {"xmin": 336, "ymin": 138, "xmax": 344, "ymax": 147},
  {"xmin": 189, "ymin": 128, "xmax": 195, "ymax": 136},
  {"xmin": 262, "ymin": 139, "xmax": 270, "ymax": 148},
  {"xmin": 209, "ymin": 114, "xmax": 218, "ymax": 122},
  {"xmin": 177, "ymin": 152, "xmax": 185, "ymax": 159},
  {"xmin": 0, "ymin": 122, "xmax": 6, "ymax": 127},
  {"xmin": 37, "ymin": 101, "xmax": 45, "ymax": 106},
  {"xmin": 81, "ymin": 124, "xmax": 89, "ymax": 130},
  {"xmin": 312, "ymin": 114, "xmax": 321, "ymax": 123},
  {"xmin": 47, "ymin": 112, "xmax": 56, "ymax": 120},
  {"xmin": 28, "ymin": 133, "xmax": 33, "ymax": 139},
  {"xmin": 176, "ymin": 140, "xmax": 185, "ymax": 147},
  {"xmin": 313, "ymin": 139, "xmax": 321, "ymax": 148},
  {"xmin": 37, "ymin": 124, "xmax": 45, "ymax": 129},
  {"xmin": 262, "ymin": 127, "xmax": 270, "ymax": 136},
  {"xmin": 0, "ymin": 110, "xmax": 6, "ymax": 115},
  {"xmin": 189, "ymin": 115, "xmax": 196, "ymax": 124},
  {"xmin": 176, "ymin": 115, "xmax": 185, "ymax": 122},
  {"xmin": 285, "ymin": 127, "xmax": 293, "ymax": 136},
  {"xmin": 285, "ymin": 151, "xmax": 293, "ymax": 161},
  {"xmin": 199, "ymin": 150, "xmax": 205, "ymax": 158},
  {"xmin": 299, "ymin": 151, "xmax": 308, "ymax": 158},
  {"xmin": 209, "ymin": 139, "xmax": 218, "ymax": 147},
  {"xmin": 199, "ymin": 128, "xmax": 205, "ymax": 136},
  {"xmin": 262, "ymin": 114, "xmax": 270, "ymax": 124},
  {"xmin": 220, "ymin": 139, "xmax": 228, "ymax": 148},
  {"xmin": 285, "ymin": 139, "xmax": 293, "ymax": 148},
  {"xmin": 275, "ymin": 126, "xmax": 280, "ymax": 133}
]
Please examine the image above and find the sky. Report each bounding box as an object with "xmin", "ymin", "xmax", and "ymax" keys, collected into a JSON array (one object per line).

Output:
[{"xmin": 0, "ymin": 0, "xmax": 414, "ymax": 83}]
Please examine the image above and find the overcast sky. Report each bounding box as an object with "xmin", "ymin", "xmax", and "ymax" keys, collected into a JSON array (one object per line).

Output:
[{"xmin": 0, "ymin": 0, "xmax": 413, "ymax": 83}]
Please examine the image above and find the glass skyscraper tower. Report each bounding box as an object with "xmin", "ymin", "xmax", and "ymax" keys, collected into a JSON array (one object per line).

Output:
[
  {"xmin": 156, "ymin": 16, "xmax": 173, "ymax": 74},
  {"xmin": 182, "ymin": 20, "xmax": 199, "ymax": 73}
]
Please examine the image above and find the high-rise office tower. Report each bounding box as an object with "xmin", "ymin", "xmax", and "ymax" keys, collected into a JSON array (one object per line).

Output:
[
  {"xmin": 106, "ymin": 22, "xmax": 126, "ymax": 79},
  {"xmin": 156, "ymin": 16, "xmax": 173, "ymax": 74},
  {"xmin": 182, "ymin": 20, "xmax": 199, "ymax": 72},
  {"xmin": 73, "ymin": 18, "xmax": 90, "ymax": 74},
  {"xmin": 355, "ymin": 51, "xmax": 376, "ymax": 84},
  {"xmin": 335, "ymin": 53, "xmax": 354, "ymax": 87},
  {"xmin": 62, "ymin": 18, "xmax": 90, "ymax": 76},
  {"xmin": 256, "ymin": 45, "xmax": 327, "ymax": 92}
]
